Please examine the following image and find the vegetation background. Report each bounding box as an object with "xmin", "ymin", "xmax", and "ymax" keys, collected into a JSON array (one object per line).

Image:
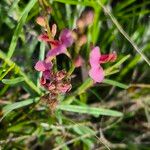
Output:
[{"xmin": 0, "ymin": 0, "xmax": 150, "ymax": 149}]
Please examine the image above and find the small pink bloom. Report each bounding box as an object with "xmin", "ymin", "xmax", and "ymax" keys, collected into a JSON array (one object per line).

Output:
[
  {"xmin": 35, "ymin": 60, "xmax": 53, "ymax": 89},
  {"xmin": 39, "ymin": 29, "xmax": 74, "ymax": 59},
  {"xmin": 89, "ymin": 46, "xmax": 117, "ymax": 83},
  {"xmin": 34, "ymin": 60, "xmax": 52, "ymax": 72},
  {"xmin": 46, "ymin": 28, "xmax": 74, "ymax": 58}
]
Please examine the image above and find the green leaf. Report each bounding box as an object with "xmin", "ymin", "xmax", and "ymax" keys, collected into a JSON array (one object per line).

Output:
[
  {"xmin": 76, "ymin": 78, "xmax": 93, "ymax": 95},
  {"xmin": 97, "ymin": 1, "xmax": 150, "ymax": 66},
  {"xmin": 105, "ymin": 55, "xmax": 130, "ymax": 74},
  {"xmin": 0, "ymin": 50, "xmax": 42, "ymax": 95},
  {"xmin": 7, "ymin": 0, "xmax": 37, "ymax": 58},
  {"xmin": 57, "ymin": 104, "xmax": 123, "ymax": 117},
  {"xmin": 2, "ymin": 77, "xmax": 24, "ymax": 85},
  {"xmin": 1, "ymin": 98, "xmax": 39, "ymax": 122},
  {"xmin": 103, "ymin": 79, "xmax": 129, "ymax": 89}
]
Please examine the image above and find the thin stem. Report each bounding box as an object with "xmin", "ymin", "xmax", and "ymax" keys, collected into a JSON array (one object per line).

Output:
[{"xmin": 0, "ymin": 50, "xmax": 42, "ymax": 95}]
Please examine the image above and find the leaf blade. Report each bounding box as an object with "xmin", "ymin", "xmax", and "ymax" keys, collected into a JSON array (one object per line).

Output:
[
  {"xmin": 2, "ymin": 77, "xmax": 25, "ymax": 85},
  {"xmin": 57, "ymin": 104, "xmax": 123, "ymax": 117}
]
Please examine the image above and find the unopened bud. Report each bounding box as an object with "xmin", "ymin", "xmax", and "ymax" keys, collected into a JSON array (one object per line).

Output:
[
  {"xmin": 36, "ymin": 16, "xmax": 46, "ymax": 27},
  {"xmin": 51, "ymin": 24, "xmax": 57, "ymax": 37}
]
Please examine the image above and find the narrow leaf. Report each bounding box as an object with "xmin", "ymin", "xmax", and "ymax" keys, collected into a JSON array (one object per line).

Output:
[
  {"xmin": 7, "ymin": 0, "xmax": 37, "ymax": 58},
  {"xmin": 57, "ymin": 104, "xmax": 123, "ymax": 117},
  {"xmin": 2, "ymin": 77, "xmax": 24, "ymax": 85},
  {"xmin": 103, "ymin": 79, "xmax": 129, "ymax": 89},
  {"xmin": 1, "ymin": 98, "xmax": 39, "ymax": 122}
]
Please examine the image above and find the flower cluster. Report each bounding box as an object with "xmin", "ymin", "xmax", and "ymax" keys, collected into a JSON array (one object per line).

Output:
[
  {"xmin": 35, "ymin": 10, "xmax": 117, "ymax": 98},
  {"xmin": 35, "ymin": 17, "xmax": 74, "ymax": 95}
]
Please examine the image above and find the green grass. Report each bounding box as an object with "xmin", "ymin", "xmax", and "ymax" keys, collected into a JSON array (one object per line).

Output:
[{"xmin": 0, "ymin": 0, "xmax": 150, "ymax": 149}]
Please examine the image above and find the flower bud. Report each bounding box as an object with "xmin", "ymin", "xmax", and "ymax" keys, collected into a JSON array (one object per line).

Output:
[{"xmin": 36, "ymin": 16, "xmax": 46, "ymax": 27}]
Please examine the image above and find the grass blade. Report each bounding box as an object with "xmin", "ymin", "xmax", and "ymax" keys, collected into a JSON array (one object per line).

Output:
[
  {"xmin": 7, "ymin": 0, "xmax": 37, "ymax": 58},
  {"xmin": 97, "ymin": 1, "xmax": 150, "ymax": 66},
  {"xmin": 2, "ymin": 77, "xmax": 24, "ymax": 85},
  {"xmin": 0, "ymin": 50, "xmax": 42, "ymax": 95},
  {"xmin": 1, "ymin": 98, "xmax": 39, "ymax": 122},
  {"xmin": 57, "ymin": 104, "xmax": 123, "ymax": 117},
  {"xmin": 103, "ymin": 79, "xmax": 129, "ymax": 89}
]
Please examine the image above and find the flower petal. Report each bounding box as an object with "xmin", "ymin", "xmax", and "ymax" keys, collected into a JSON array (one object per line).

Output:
[
  {"xmin": 59, "ymin": 29, "xmax": 74, "ymax": 47},
  {"xmin": 38, "ymin": 34, "xmax": 50, "ymax": 42},
  {"xmin": 89, "ymin": 66, "xmax": 104, "ymax": 83},
  {"xmin": 34, "ymin": 60, "xmax": 52, "ymax": 72},
  {"xmin": 99, "ymin": 52, "xmax": 117, "ymax": 63},
  {"xmin": 89, "ymin": 46, "xmax": 101, "ymax": 68},
  {"xmin": 46, "ymin": 44, "xmax": 66, "ymax": 57},
  {"xmin": 43, "ymin": 70, "xmax": 51, "ymax": 79}
]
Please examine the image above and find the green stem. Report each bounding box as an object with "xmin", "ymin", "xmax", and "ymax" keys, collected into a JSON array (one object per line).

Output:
[{"xmin": 0, "ymin": 50, "xmax": 42, "ymax": 95}]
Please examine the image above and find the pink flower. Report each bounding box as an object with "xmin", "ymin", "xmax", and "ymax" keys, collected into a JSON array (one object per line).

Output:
[
  {"xmin": 89, "ymin": 46, "xmax": 117, "ymax": 83},
  {"xmin": 38, "ymin": 28, "xmax": 74, "ymax": 58},
  {"xmin": 47, "ymin": 29, "xmax": 74, "ymax": 58},
  {"xmin": 34, "ymin": 60, "xmax": 52, "ymax": 72},
  {"xmin": 34, "ymin": 60, "xmax": 53, "ymax": 88}
]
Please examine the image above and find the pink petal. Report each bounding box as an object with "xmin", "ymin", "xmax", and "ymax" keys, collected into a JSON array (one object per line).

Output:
[
  {"xmin": 34, "ymin": 60, "xmax": 52, "ymax": 72},
  {"xmin": 59, "ymin": 29, "xmax": 74, "ymax": 47},
  {"xmin": 38, "ymin": 34, "xmax": 50, "ymax": 42},
  {"xmin": 48, "ymin": 40, "xmax": 60, "ymax": 49},
  {"xmin": 99, "ymin": 52, "xmax": 117, "ymax": 63},
  {"xmin": 46, "ymin": 44, "xmax": 66, "ymax": 57},
  {"xmin": 89, "ymin": 46, "xmax": 101, "ymax": 68},
  {"xmin": 43, "ymin": 70, "xmax": 51, "ymax": 79},
  {"xmin": 89, "ymin": 66, "xmax": 104, "ymax": 83}
]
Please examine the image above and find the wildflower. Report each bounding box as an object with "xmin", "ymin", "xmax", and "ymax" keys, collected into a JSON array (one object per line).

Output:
[
  {"xmin": 34, "ymin": 60, "xmax": 52, "ymax": 88},
  {"xmin": 38, "ymin": 28, "xmax": 74, "ymax": 59},
  {"xmin": 46, "ymin": 29, "xmax": 74, "ymax": 58},
  {"xmin": 34, "ymin": 60, "xmax": 52, "ymax": 72},
  {"xmin": 89, "ymin": 46, "xmax": 117, "ymax": 83}
]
